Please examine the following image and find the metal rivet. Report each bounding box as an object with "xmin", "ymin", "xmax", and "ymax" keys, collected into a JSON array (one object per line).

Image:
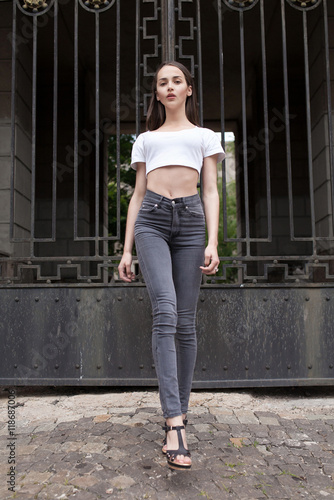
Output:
[
  {"xmin": 266, "ymin": 365, "xmax": 270, "ymax": 370},
  {"xmin": 7, "ymin": 280, "xmax": 11, "ymax": 284},
  {"xmin": 200, "ymin": 297, "xmax": 205, "ymax": 302},
  {"xmin": 67, "ymin": 260, "xmax": 71, "ymax": 264},
  {"xmin": 75, "ymin": 364, "xmax": 80, "ymax": 369},
  {"xmin": 87, "ymin": 279, "xmax": 91, "ymax": 283},
  {"xmin": 55, "ymin": 364, "xmax": 59, "ymax": 369},
  {"xmin": 35, "ymin": 297, "xmax": 39, "ymax": 302},
  {"xmin": 15, "ymin": 297, "xmax": 19, "ymax": 302},
  {"xmin": 295, "ymin": 278, "xmax": 300, "ymax": 283},
  {"xmin": 263, "ymin": 297, "xmax": 268, "ymax": 302},
  {"xmin": 202, "ymin": 366, "xmax": 206, "ymax": 371},
  {"xmin": 233, "ymin": 260, "xmax": 237, "ymax": 265},
  {"xmin": 274, "ymin": 260, "xmax": 278, "ymax": 264},
  {"xmin": 308, "ymin": 364, "xmax": 312, "ymax": 370},
  {"xmin": 14, "ymin": 364, "xmax": 17, "ymax": 368},
  {"xmin": 55, "ymin": 297, "xmax": 59, "ymax": 302},
  {"xmin": 152, "ymin": 364, "xmax": 155, "ymax": 369},
  {"xmin": 245, "ymin": 366, "xmax": 249, "ymax": 371},
  {"xmin": 224, "ymin": 366, "xmax": 228, "ymax": 371},
  {"xmin": 97, "ymin": 297, "xmax": 101, "ymax": 302},
  {"xmin": 118, "ymin": 296, "xmax": 122, "ymax": 301},
  {"xmin": 28, "ymin": 261, "xmax": 32, "ymax": 265},
  {"xmin": 287, "ymin": 364, "xmax": 291, "ymax": 369},
  {"xmin": 76, "ymin": 298, "xmax": 80, "ymax": 302},
  {"xmin": 326, "ymin": 297, "xmax": 330, "ymax": 301},
  {"xmin": 314, "ymin": 259, "xmax": 319, "ymax": 264},
  {"xmin": 140, "ymin": 364, "xmax": 144, "ymax": 369},
  {"xmin": 253, "ymin": 279, "xmax": 257, "ymax": 284},
  {"xmin": 118, "ymin": 365, "xmax": 123, "ymax": 369},
  {"xmin": 284, "ymin": 297, "xmax": 289, "ymax": 301},
  {"xmin": 46, "ymin": 279, "xmax": 51, "ymax": 284},
  {"xmin": 97, "ymin": 365, "xmax": 101, "ymax": 369},
  {"xmin": 139, "ymin": 297, "xmax": 143, "ymax": 301},
  {"xmin": 305, "ymin": 297, "xmax": 310, "ymax": 301},
  {"xmin": 222, "ymin": 297, "xmax": 226, "ymax": 302},
  {"xmin": 34, "ymin": 364, "xmax": 38, "ymax": 369},
  {"xmin": 330, "ymin": 364, "xmax": 333, "ymax": 369}
]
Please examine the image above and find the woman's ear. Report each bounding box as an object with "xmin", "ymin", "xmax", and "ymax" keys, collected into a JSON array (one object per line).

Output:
[
  {"xmin": 155, "ymin": 92, "xmax": 159, "ymax": 101},
  {"xmin": 187, "ymin": 85, "xmax": 192, "ymax": 97}
]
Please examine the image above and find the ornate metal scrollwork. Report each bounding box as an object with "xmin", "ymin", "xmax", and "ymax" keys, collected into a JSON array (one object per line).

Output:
[
  {"xmin": 222, "ymin": 0, "xmax": 260, "ymax": 12},
  {"xmin": 78, "ymin": 0, "xmax": 116, "ymax": 13},
  {"xmin": 285, "ymin": 0, "xmax": 322, "ymax": 11},
  {"xmin": 16, "ymin": 0, "xmax": 54, "ymax": 16}
]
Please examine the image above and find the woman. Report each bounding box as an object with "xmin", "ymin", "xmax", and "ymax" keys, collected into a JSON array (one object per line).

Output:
[{"xmin": 118, "ymin": 61, "xmax": 225, "ymax": 470}]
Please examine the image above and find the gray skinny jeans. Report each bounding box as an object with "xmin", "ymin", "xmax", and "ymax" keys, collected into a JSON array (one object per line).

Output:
[{"xmin": 134, "ymin": 189, "xmax": 206, "ymax": 418}]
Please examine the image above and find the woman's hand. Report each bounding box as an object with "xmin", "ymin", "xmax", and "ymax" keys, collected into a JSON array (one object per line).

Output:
[
  {"xmin": 200, "ymin": 244, "xmax": 220, "ymax": 275},
  {"xmin": 118, "ymin": 251, "xmax": 135, "ymax": 282}
]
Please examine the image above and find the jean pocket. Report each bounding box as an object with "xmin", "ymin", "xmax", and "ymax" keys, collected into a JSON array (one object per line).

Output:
[
  {"xmin": 184, "ymin": 204, "xmax": 204, "ymax": 218},
  {"xmin": 140, "ymin": 201, "xmax": 159, "ymax": 213}
]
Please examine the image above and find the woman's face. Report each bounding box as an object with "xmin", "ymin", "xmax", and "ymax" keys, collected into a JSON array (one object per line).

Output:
[{"xmin": 155, "ymin": 65, "xmax": 192, "ymax": 109}]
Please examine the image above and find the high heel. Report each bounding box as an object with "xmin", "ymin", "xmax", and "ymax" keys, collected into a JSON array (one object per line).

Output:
[
  {"xmin": 165, "ymin": 425, "xmax": 191, "ymax": 470},
  {"xmin": 162, "ymin": 418, "xmax": 188, "ymax": 454}
]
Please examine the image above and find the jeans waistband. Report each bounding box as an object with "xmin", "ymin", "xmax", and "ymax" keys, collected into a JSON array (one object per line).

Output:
[{"xmin": 144, "ymin": 189, "xmax": 201, "ymax": 207}]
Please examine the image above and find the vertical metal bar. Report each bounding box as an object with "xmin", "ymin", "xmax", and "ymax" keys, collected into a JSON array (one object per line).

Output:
[
  {"xmin": 322, "ymin": 0, "xmax": 334, "ymax": 234},
  {"xmin": 116, "ymin": 0, "xmax": 121, "ymax": 241},
  {"xmin": 161, "ymin": 0, "xmax": 175, "ymax": 61},
  {"xmin": 260, "ymin": 0, "xmax": 272, "ymax": 240},
  {"xmin": 302, "ymin": 10, "xmax": 316, "ymax": 252},
  {"xmin": 30, "ymin": 14, "xmax": 38, "ymax": 255},
  {"xmin": 95, "ymin": 12, "xmax": 100, "ymax": 254},
  {"xmin": 52, "ymin": 0, "xmax": 58, "ymax": 241},
  {"xmin": 217, "ymin": 0, "xmax": 228, "ymax": 242},
  {"xmin": 136, "ymin": 0, "xmax": 141, "ymax": 136},
  {"xmin": 10, "ymin": 0, "xmax": 17, "ymax": 241},
  {"xmin": 196, "ymin": 0, "xmax": 203, "ymax": 126},
  {"xmin": 239, "ymin": 10, "xmax": 250, "ymax": 254},
  {"xmin": 280, "ymin": 0, "xmax": 294, "ymax": 239},
  {"xmin": 74, "ymin": 0, "xmax": 79, "ymax": 239}
]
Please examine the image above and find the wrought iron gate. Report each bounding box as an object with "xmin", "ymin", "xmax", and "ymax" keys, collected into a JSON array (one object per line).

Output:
[{"xmin": 0, "ymin": 0, "xmax": 333, "ymax": 386}]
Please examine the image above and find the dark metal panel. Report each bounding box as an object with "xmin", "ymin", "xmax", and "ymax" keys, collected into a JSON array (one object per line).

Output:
[{"xmin": 1, "ymin": 287, "xmax": 333, "ymax": 387}]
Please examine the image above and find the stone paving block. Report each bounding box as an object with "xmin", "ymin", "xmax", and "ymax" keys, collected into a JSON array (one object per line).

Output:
[
  {"xmin": 67, "ymin": 490, "xmax": 97, "ymax": 499},
  {"xmin": 235, "ymin": 411, "xmax": 260, "ymax": 425},
  {"xmin": 260, "ymin": 417, "xmax": 281, "ymax": 426},
  {"xmin": 36, "ymin": 483, "xmax": 74, "ymax": 499},
  {"xmin": 215, "ymin": 414, "xmax": 239, "ymax": 425}
]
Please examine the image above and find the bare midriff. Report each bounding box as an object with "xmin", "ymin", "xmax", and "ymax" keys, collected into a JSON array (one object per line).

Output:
[{"xmin": 146, "ymin": 165, "xmax": 199, "ymax": 199}]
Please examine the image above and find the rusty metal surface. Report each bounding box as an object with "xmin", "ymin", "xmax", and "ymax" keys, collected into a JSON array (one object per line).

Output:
[{"xmin": 1, "ymin": 286, "xmax": 333, "ymax": 387}]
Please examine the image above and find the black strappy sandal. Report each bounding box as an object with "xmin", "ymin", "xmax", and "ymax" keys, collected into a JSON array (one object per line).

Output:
[
  {"xmin": 165, "ymin": 424, "xmax": 191, "ymax": 470},
  {"xmin": 162, "ymin": 418, "xmax": 188, "ymax": 455}
]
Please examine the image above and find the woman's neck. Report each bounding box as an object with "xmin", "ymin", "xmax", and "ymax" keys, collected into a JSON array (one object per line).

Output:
[{"xmin": 163, "ymin": 107, "xmax": 191, "ymax": 129}]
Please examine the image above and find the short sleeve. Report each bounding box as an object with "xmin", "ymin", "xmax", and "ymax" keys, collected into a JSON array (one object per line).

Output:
[
  {"xmin": 131, "ymin": 133, "xmax": 146, "ymax": 170},
  {"xmin": 203, "ymin": 129, "xmax": 226, "ymax": 163}
]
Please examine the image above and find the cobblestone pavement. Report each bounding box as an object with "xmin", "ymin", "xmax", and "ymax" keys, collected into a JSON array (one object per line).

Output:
[{"xmin": 1, "ymin": 386, "xmax": 334, "ymax": 500}]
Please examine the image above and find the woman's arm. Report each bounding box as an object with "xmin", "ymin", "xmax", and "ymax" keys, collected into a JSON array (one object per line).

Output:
[
  {"xmin": 118, "ymin": 163, "xmax": 147, "ymax": 282},
  {"xmin": 200, "ymin": 154, "xmax": 220, "ymax": 275}
]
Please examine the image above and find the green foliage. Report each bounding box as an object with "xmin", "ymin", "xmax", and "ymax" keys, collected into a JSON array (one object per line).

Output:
[
  {"xmin": 108, "ymin": 134, "xmax": 136, "ymax": 254},
  {"xmin": 217, "ymin": 173, "xmax": 238, "ymax": 282}
]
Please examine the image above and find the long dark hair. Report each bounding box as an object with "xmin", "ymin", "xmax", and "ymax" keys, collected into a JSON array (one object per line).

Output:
[{"xmin": 146, "ymin": 61, "xmax": 199, "ymax": 131}]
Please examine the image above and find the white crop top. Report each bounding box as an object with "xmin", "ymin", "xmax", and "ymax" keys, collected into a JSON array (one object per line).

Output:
[{"xmin": 131, "ymin": 126, "xmax": 225, "ymax": 176}]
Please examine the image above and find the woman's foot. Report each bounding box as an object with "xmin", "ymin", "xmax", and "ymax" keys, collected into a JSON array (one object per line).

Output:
[
  {"xmin": 162, "ymin": 414, "xmax": 187, "ymax": 454},
  {"xmin": 165, "ymin": 415, "xmax": 191, "ymax": 469}
]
